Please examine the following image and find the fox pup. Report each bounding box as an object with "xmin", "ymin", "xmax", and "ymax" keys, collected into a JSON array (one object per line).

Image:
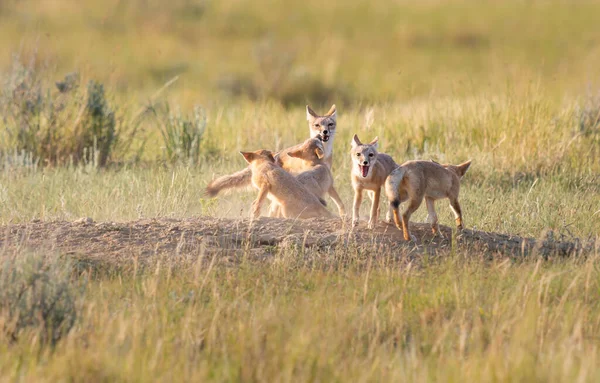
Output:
[
  {"xmin": 206, "ymin": 105, "xmax": 337, "ymax": 197},
  {"xmin": 286, "ymin": 137, "xmax": 345, "ymax": 217},
  {"xmin": 350, "ymin": 135, "xmax": 398, "ymax": 229},
  {"xmin": 240, "ymin": 149, "xmax": 333, "ymax": 220},
  {"xmin": 306, "ymin": 104, "xmax": 337, "ymax": 168},
  {"xmin": 385, "ymin": 159, "xmax": 472, "ymax": 241}
]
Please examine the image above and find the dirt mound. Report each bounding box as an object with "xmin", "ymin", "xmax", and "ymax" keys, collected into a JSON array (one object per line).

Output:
[{"xmin": 1, "ymin": 217, "xmax": 596, "ymax": 265}]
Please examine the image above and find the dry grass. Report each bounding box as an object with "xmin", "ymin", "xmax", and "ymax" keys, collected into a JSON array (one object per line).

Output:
[
  {"xmin": 0, "ymin": 0, "xmax": 599, "ymax": 381},
  {"xmin": 1, "ymin": 251, "xmax": 600, "ymax": 381}
]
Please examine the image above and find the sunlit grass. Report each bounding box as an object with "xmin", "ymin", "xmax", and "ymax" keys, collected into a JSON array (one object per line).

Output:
[
  {"xmin": 1, "ymin": 0, "xmax": 600, "ymax": 104},
  {"xmin": 0, "ymin": 0, "xmax": 599, "ymax": 381},
  {"xmin": 1, "ymin": 252, "xmax": 600, "ymax": 381}
]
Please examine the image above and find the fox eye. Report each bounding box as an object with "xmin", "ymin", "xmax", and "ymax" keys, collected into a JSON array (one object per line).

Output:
[
  {"xmin": 356, "ymin": 153, "xmax": 361, "ymax": 156},
  {"xmin": 368, "ymin": 153, "xmax": 374, "ymax": 157},
  {"xmin": 328, "ymin": 123, "xmax": 334, "ymax": 127},
  {"xmin": 314, "ymin": 123, "xmax": 319, "ymax": 127}
]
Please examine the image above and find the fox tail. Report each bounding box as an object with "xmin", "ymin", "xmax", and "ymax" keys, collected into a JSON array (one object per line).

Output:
[{"xmin": 205, "ymin": 167, "xmax": 252, "ymax": 197}]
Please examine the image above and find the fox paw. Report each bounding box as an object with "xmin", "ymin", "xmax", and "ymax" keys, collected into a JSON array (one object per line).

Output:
[
  {"xmin": 352, "ymin": 219, "xmax": 359, "ymax": 227},
  {"xmin": 367, "ymin": 221, "xmax": 376, "ymax": 230},
  {"xmin": 404, "ymin": 234, "xmax": 417, "ymax": 242},
  {"xmin": 432, "ymin": 230, "xmax": 445, "ymax": 239}
]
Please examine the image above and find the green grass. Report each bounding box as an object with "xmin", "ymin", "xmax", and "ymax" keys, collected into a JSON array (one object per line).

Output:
[
  {"xmin": 1, "ymin": 94, "xmax": 598, "ymax": 237},
  {"xmin": 0, "ymin": 163, "xmax": 598, "ymax": 239},
  {"xmin": 0, "ymin": 0, "xmax": 599, "ymax": 381},
  {"xmin": 1, "ymin": 0, "xmax": 600, "ymax": 104}
]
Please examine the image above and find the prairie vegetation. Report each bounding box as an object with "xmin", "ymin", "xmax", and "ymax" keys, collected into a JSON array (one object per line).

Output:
[{"xmin": 0, "ymin": 0, "xmax": 599, "ymax": 381}]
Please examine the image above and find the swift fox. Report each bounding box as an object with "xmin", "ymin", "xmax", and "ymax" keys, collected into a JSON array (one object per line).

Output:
[
  {"xmin": 306, "ymin": 104, "xmax": 337, "ymax": 168},
  {"xmin": 279, "ymin": 137, "xmax": 345, "ymax": 217},
  {"xmin": 385, "ymin": 159, "xmax": 472, "ymax": 241},
  {"xmin": 240, "ymin": 149, "xmax": 333, "ymax": 219},
  {"xmin": 350, "ymin": 135, "xmax": 398, "ymax": 229},
  {"xmin": 205, "ymin": 105, "xmax": 337, "ymax": 197}
]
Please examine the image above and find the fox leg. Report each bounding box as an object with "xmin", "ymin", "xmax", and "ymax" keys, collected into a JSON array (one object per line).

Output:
[
  {"xmin": 391, "ymin": 199, "xmax": 402, "ymax": 230},
  {"xmin": 385, "ymin": 203, "xmax": 393, "ymax": 224},
  {"xmin": 367, "ymin": 188, "xmax": 381, "ymax": 229},
  {"xmin": 352, "ymin": 187, "xmax": 363, "ymax": 226},
  {"xmin": 425, "ymin": 197, "xmax": 442, "ymax": 237},
  {"xmin": 251, "ymin": 185, "xmax": 269, "ymax": 219},
  {"xmin": 449, "ymin": 197, "xmax": 463, "ymax": 231},
  {"xmin": 268, "ymin": 202, "xmax": 282, "ymax": 218},
  {"xmin": 401, "ymin": 197, "xmax": 422, "ymax": 242},
  {"xmin": 328, "ymin": 185, "xmax": 346, "ymax": 218}
]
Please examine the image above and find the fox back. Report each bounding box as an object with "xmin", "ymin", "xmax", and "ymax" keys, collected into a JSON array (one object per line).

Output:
[
  {"xmin": 276, "ymin": 137, "xmax": 326, "ymax": 173},
  {"xmin": 282, "ymin": 137, "xmax": 331, "ymax": 195},
  {"xmin": 241, "ymin": 149, "xmax": 332, "ymax": 219}
]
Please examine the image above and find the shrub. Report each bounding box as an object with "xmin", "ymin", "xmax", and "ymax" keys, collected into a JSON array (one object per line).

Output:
[
  {"xmin": 0, "ymin": 252, "xmax": 80, "ymax": 346},
  {"xmin": 575, "ymin": 92, "xmax": 600, "ymax": 169},
  {"xmin": 81, "ymin": 81, "xmax": 118, "ymax": 167},
  {"xmin": 0, "ymin": 55, "xmax": 123, "ymax": 167},
  {"xmin": 151, "ymin": 102, "xmax": 207, "ymax": 164}
]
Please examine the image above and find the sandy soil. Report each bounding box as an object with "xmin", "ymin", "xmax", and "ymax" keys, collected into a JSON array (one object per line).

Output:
[{"xmin": 1, "ymin": 217, "xmax": 596, "ymax": 266}]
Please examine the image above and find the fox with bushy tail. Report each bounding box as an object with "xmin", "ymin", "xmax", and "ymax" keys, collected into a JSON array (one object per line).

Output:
[{"xmin": 205, "ymin": 105, "xmax": 337, "ymax": 197}]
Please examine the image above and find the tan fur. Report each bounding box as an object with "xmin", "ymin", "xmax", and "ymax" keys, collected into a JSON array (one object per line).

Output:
[
  {"xmin": 306, "ymin": 104, "xmax": 337, "ymax": 168},
  {"xmin": 385, "ymin": 159, "xmax": 472, "ymax": 241},
  {"xmin": 274, "ymin": 139, "xmax": 323, "ymax": 175},
  {"xmin": 205, "ymin": 167, "xmax": 252, "ymax": 197},
  {"xmin": 240, "ymin": 149, "xmax": 333, "ymax": 220},
  {"xmin": 350, "ymin": 134, "xmax": 398, "ymax": 229},
  {"xmin": 284, "ymin": 138, "xmax": 345, "ymax": 217},
  {"xmin": 205, "ymin": 105, "xmax": 337, "ymax": 197}
]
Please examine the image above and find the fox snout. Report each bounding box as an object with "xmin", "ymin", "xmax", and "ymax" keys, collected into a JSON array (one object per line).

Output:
[{"xmin": 319, "ymin": 130, "xmax": 331, "ymax": 142}]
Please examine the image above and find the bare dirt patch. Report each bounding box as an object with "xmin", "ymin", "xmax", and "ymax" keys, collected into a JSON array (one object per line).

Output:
[{"xmin": 1, "ymin": 217, "xmax": 596, "ymax": 266}]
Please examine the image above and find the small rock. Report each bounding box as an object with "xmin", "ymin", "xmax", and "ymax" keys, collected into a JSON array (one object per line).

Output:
[{"xmin": 74, "ymin": 217, "xmax": 94, "ymax": 225}]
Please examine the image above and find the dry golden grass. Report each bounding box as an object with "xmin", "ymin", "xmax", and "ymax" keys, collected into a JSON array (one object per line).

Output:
[{"xmin": 0, "ymin": 0, "xmax": 599, "ymax": 381}]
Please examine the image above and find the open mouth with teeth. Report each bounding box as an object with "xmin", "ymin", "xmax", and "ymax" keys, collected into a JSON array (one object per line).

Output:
[
  {"xmin": 320, "ymin": 134, "xmax": 330, "ymax": 142},
  {"xmin": 359, "ymin": 164, "xmax": 370, "ymax": 177}
]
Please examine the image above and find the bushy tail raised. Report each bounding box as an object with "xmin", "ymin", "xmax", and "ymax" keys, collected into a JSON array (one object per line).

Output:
[
  {"xmin": 384, "ymin": 167, "xmax": 407, "ymax": 205},
  {"xmin": 205, "ymin": 167, "xmax": 252, "ymax": 197},
  {"xmin": 455, "ymin": 160, "xmax": 472, "ymax": 178}
]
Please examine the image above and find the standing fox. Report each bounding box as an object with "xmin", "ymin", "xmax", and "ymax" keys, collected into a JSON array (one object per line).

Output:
[
  {"xmin": 205, "ymin": 105, "xmax": 337, "ymax": 197},
  {"xmin": 350, "ymin": 135, "xmax": 398, "ymax": 229},
  {"xmin": 284, "ymin": 137, "xmax": 345, "ymax": 217},
  {"xmin": 240, "ymin": 149, "xmax": 333, "ymax": 219},
  {"xmin": 385, "ymin": 160, "xmax": 472, "ymax": 241}
]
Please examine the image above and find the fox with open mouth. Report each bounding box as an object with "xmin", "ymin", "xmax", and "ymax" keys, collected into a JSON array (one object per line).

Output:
[
  {"xmin": 307, "ymin": 105, "xmax": 336, "ymax": 168},
  {"xmin": 350, "ymin": 134, "xmax": 399, "ymax": 229}
]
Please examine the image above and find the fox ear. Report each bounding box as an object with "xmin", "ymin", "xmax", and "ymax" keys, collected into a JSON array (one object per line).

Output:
[
  {"xmin": 315, "ymin": 147, "xmax": 325, "ymax": 159},
  {"xmin": 369, "ymin": 136, "xmax": 379, "ymax": 149},
  {"xmin": 325, "ymin": 104, "xmax": 336, "ymax": 118},
  {"xmin": 351, "ymin": 134, "xmax": 362, "ymax": 148},
  {"xmin": 287, "ymin": 149, "xmax": 302, "ymax": 159},
  {"xmin": 306, "ymin": 105, "xmax": 318, "ymax": 121},
  {"xmin": 240, "ymin": 151, "xmax": 255, "ymax": 163},
  {"xmin": 266, "ymin": 151, "xmax": 275, "ymax": 162}
]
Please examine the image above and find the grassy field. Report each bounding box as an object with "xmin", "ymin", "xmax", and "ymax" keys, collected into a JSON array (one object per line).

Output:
[
  {"xmin": 2, "ymin": 251, "xmax": 600, "ymax": 381},
  {"xmin": 0, "ymin": 0, "xmax": 600, "ymax": 381}
]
